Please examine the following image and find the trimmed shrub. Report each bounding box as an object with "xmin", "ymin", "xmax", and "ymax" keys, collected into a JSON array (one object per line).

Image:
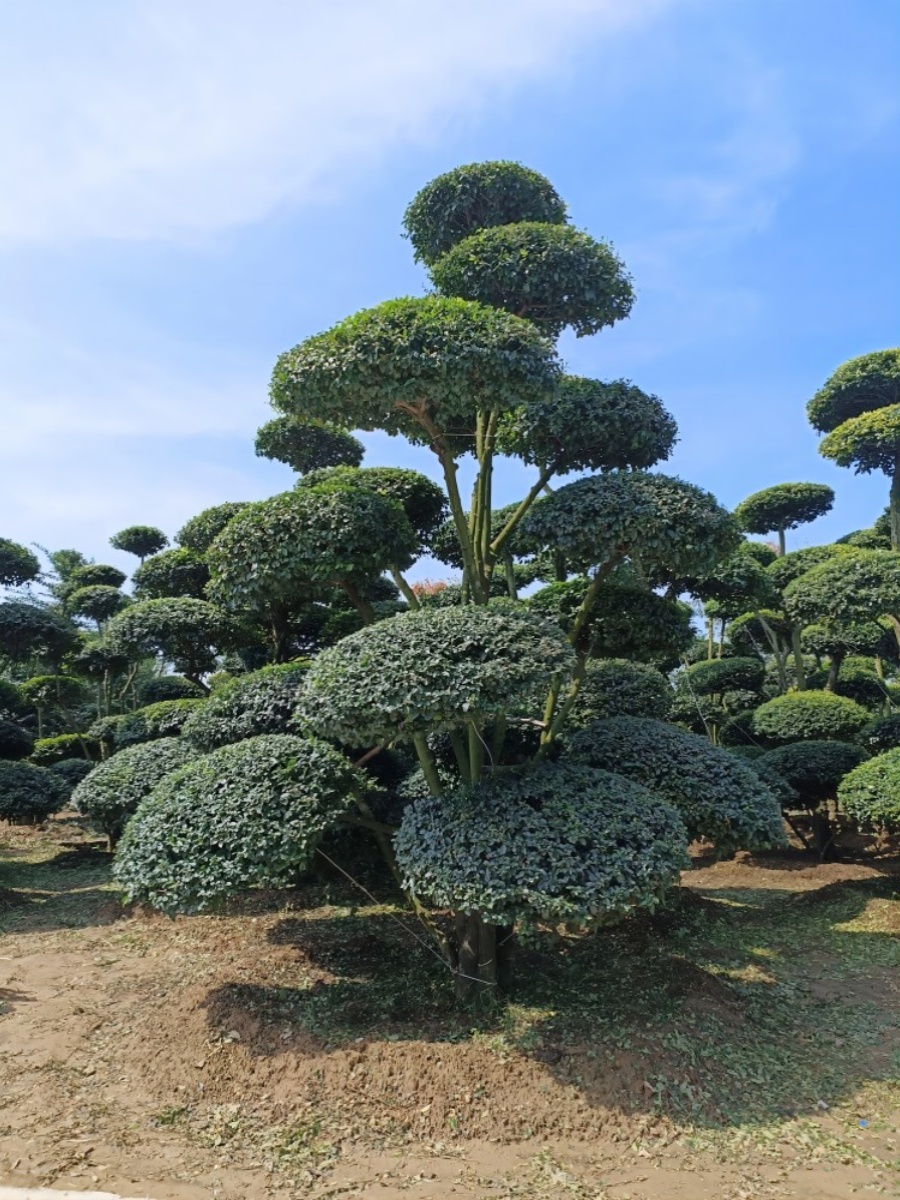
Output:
[
  {"xmin": 50, "ymin": 757, "xmax": 96, "ymax": 795},
  {"xmin": 113, "ymin": 734, "xmax": 360, "ymax": 913},
  {"xmin": 72, "ymin": 737, "xmax": 196, "ymax": 842},
  {"xmin": 136, "ymin": 675, "xmax": 205, "ymax": 704},
  {"xmin": 0, "ymin": 719, "xmax": 33, "ymax": 761},
  {"xmin": 0, "ymin": 678, "xmax": 25, "ymax": 718},
  {"xmin": 838, "ymin": 750, "xmax": 900, "ymax": 829},
  {"xmin": 395, "ymin": 761, "xmax": 688, "ymax": 926},
  {"xmin": 806, "ymin": 665, "xmax": 888, "ymax": 709},
  {"xmin": 684, "ymin": 656, "xmax": 764, "ymax": 696},
  {"xmin": 566, "ymin": 659, "xmax": 671, "ymax": 731},
  {"xmin": 87, "ymin": 714, "xmax": 127, "ymax": 756},
  {"xmin": 567, "ymin": 717, "xmax": 786, "ymax": 852},
  {"xmin": 752, "ymin": 691, "xmax": 870, "ymax": 745},
  {"xmin": 859, "ymin": 714, "xmax": 900, "ymax": 755},
  {"xmin": 116, "ymin": 699, "xmax": 206, "ymax": 749},
  {"xmin": 30, "ymin": 733, "xmax": 100, "ymax": 766},
  {"xmin": 181, "ymin": 662, "xmax": 310, "ymax": 751},
  {"xmin": 0, "ymin": 760, "xmax": 68, "ymax": 824},
  {"xmin": 760, "ymin": 741, "xmax": 869, "ymax": 807}
]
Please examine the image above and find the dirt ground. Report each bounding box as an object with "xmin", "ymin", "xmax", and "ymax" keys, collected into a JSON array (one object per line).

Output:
[{"xmin": 1, "ymin": 814, "xmax": 898, "ymax": 1200}]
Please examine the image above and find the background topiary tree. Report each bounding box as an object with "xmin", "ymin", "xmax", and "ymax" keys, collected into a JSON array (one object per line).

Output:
[
  {"xmin": 109, "ymin": 525, "xmax": 168, "ymax": 563},
  {"xmin": 783, "ymin": 548, "xmax": 900, "ymax": 654},
  {"xmin": 114, "ymin": 699, "xmax": 206, "ymax": 749},
  {"xmin": 752, "ymin": 690, "xmax": 871, "ymax": 745},
  {"xmin": 30, "ymin": 732, "xmax": 100, "ymax": 766},
  {"xmin": 837, "ymin": 749, "xmax": 900, "ymax": 830},
  {"xmin": 19, "ymin": 675, "xmax": 87, "ymax": 738},
  {"xmin": 66, "ymin": 584, "xmax": 128, "ymax": 628},
  {"xmin": 175, "ymin": 503, "xmax": 249, "ymax": 553},
  {"xmin": 136, "ymin": 675, "xmax": 205, "ymax": 704},
  {"xmin": 0, "ymin": 538, "xmax": 41, "ymax": 588},
  {"xmin": 564, "ymin": 659, "xmax": 672, "ymax": 730},
  {"xmin": 0, "ymin": 601, "xmax": 79, "ymax": 672},
  {"xmin": 132, "ymin": 548, "xmax": 210, "ymax": 600},
  {"xmin": 859, "ymin": 713, "xmax": 900, "ymax": 755},
  {"xmin": 734, "ymin": 483, "xmax": 835, "ymax": 556},
  {"xmin": 0, "ymin": 718, "xmax": 33, "ymax": 761},
  {"xmin": 0, "ymin": 760, "xmax": 67, "ymax": 824},
  {"xmin": 106, "ymin": 598, "xmax": 238, "ymax": 691},
  {"xmin": 758, "ymin": 739, "xmax": 869, "ymax": 856},
  {"xmin": 180, "ymin": 661, "xmax": 309, "ymax": 751},
  {"xmin": 255, "ymin": 416, "xmax": 364, "ymax": 475}
]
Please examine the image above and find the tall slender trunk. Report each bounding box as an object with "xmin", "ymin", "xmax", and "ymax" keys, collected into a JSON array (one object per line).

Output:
[
  {"xmin": 790, "ymin": 627, "xmax": 807, "ymax": 690},
  {"xmin": 890, "ymin": 463, "xmax": 900, "ymax": 551},
  {"xmin": 826, "ymin": 650, "xmax": 845, "ymax": 692},
  {"xmin": 777, "ymin": 528, "xmax": 786, "ymax": 557},
  {"xmin": 453, "ymin": 913, "xmax": 512, "ymax": 1003}
]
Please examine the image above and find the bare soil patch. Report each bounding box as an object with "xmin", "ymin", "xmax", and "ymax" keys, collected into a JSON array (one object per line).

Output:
[{"xmin": 1, "ymin": 814, "xmax": 898, "ymax": 1198}]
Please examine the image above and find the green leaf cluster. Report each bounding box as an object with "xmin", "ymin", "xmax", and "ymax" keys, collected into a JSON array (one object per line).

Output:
[
  {"xmin": 115, "ymin": 699, "xmax": 206, "ymax": 749},
  {"xmin": 73, "ymin": 737, "xmax": 196, "ymax": 842},
  {"xmin": 759, "ymin": 740, "xmax": 869, "ymax": 807},
  {"xmin": 181, "ymin": 661, "xmax": 309, "ymax": 751},
  {"xmin": 565, "ymin": 659, "xmax": 672, "ymax": 731},
  {"xmin": 175, "ymin": 503, "xmax": 249, "ymax": 553},
  {"xmin": 0, "ymin": 718, "xmax": 32, "ymax": 761},
  {"xmin": 837, "ymin": 748, "xmax": 900, "ymax": 829},
  {"xmin": 132, "ymin": 548, "xmax": 210, "ymax": 600},
  {"xmin": 734, "ymin": 483, "xmax": 834, "ymax": 535},
  {"xmin": 0, "ymin": 760, "xmax": 67, "ymax": 824},
  {"xmin": 0, "ymin": 538, "xmax": 41, "ymax": 587},
  {"xmin": 255, "ymin": 416, "xmax": 364, "ymax": 474},
  {"xmin": 752, "ymin": 690, "xmax": 871, "ymax": 744}
]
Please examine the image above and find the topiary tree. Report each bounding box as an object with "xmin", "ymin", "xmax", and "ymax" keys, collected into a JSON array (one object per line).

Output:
[
  {"xmin": 67, "ymin": 563, "xmax": 127, "ymax": 591},
  {"xmin": 66, "ymin": 585, "xmax": 128, "ymax": 628},
  {"xmin": 30, "ymin": 733, "xmax": 99, "ymax": 766},
  {"xmin": 105, "ymin": 598, "xmax": 238, "ymax": 691},
  {"xmin": 564, "ymin": 659, "xmax": 672, "ymax": 731},
  {"xmin": 115, "ymin": 699, "xmax": 206, "ymax": 749},
  {"xmin": 136, "ymin": 675, "xmax": 205, "ymax": 704},
  {"xmin": 685, "ymin": 656, "xmax": 765, "ymax": 697},
  {"xmin": 180, "ymin": 661, "xmax": 309, "ymax": 751},
  {"xmin": 859, "ymin": 713, "xmax": 900, "ymax": 755},
  {"xmin": 567, "ymin": 717, "xmax": 785, "ymax": 854},
  {"xmin": 255, "ymin": 416, "xmax": 364, "ymax": 475},
  {"xmin": 758, "ymin": 739, "xmax": 869, "ymax": 856},
  {"xmin": 109, "ymin": 525, "xmax": 168, "ymax": 562},
  {"xmin": 113, "ymin": 734, "xmax": 362, "ymax": 910},
  {"xmin": 783, "ymin": 548, "xmax": 900, "ymax": 654},
  {"xmin": 752, "ymin": 690, "xmax": 870, "ymax": 745},
  {"xmin": 50, "ymin": 757, "xmax": 95, "ymax": 796},
  {"xmin": 0, "ymin": 760, "xmax": 67, "ymax": 824},
  {"xmin": 0, "ymin": 601, "xmax": 79, "ymax": 671},
  {"xmin": 131, "ymin": 548, "xmax": 210, "ymax": 600},
  {"xmin": 808, "ymin": 350, "xmax": 900, "ymax": 546},
  {"xmin": 19, "ymin": 675, "xmax": 87, "ymax": 738},
  {"xmin": 0, "ymin": 538, "xmax": 40, "ymax": 588},
  {"xmin": 175, "ymin": 503, "xmax": 249, "ymax": 553},
  {"xmin": 0, "ymin": 718, "xmax": 33, "ymax": 761},
  {"xmin": 73, "ymin": 737, "xmax": 196, "ymax": 844},
  {"xmin": 837, "ymin": 748, "xmax": 900, "ymax": 830},
  {"xmin": 734, "ymin": 484, "xmax": 835, "ymax": 556}
]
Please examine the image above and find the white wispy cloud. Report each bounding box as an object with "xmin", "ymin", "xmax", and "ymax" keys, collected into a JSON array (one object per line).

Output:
[{"xmin": 0, "ymin": 0, "xmax": 671, "ymax": 244}]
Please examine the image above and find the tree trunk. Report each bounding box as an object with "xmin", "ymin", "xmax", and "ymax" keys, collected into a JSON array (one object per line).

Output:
[
  {"xmin": 777, "ymin": 527, "xmax": 786, "ymax": 557},
  {"xmin": 453, "ymin": 912, "xmax": 512, "ymax": 1004},
  {"xmin": 826, "ymin": 650, "xmax": 845, "ymax": 692},
  {"xmin": 790, "ymin": 627, "xmax": 807, "ymax": 690},
  {"xmin": 890, "ymin": 462, "xmax": 900, "ymax": 552}
]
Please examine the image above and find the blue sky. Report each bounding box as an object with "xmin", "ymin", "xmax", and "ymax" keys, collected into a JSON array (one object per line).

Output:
[{"xmin": 1, "ymin": 0, "xmax": 898, "ymax": 581}]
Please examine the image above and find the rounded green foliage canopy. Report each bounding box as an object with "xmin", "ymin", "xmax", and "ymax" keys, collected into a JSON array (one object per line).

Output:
[
  {"xmin": 73, "ymin": 736, "xmax": 195, "ymax": 842},
  {"xmin": 403, "ymin": 160, "xmax": 567, "ymax": 266},
  {"xmin": 752, "ymin": 691, "xmax": 870, "ymax": 744},
  {"xmin": 19, "ymin": 674, "xmax": 86, "ymax": 712},
  {"xmin": 207, "ymin": 487, "xmax": 417, "ymax": 612},
  {"xmin": 807, "ymin": 349, "xmax": 900, "ymax": 433},
  {"xmin": 496, "ymin": 376, "xmax": 677, "ymax": 475},
  {"xmin": 132, "ymin": 548, "xmax": 210, "ymax": 600},
  {"xmin": 30, "ymin": 733, "xmax": 99, "ymax": 766},
  {"xmin": 766, "ymin": 544, "xmax": 848, "ymax": 594},
  {"xmin": 521, "ymin": 472, "xmax": 739, "ymax": 581},
  {"xmin": 687, "ymin": 545, "xmax": 775, "ymax": 617},
  {"xmin": 783, "ymin": 549, "xmax": 900, "ymax": 627},
  {"xmin": 818, "ymin": 405, "xmax": 900, "ymax": 476},
  {"xmin": 255, "ymin": 416, "xmax": 364, "ymax": 475},
  {"xmin": 296, "ymin": 466, "xmax": 448, "ymax": 549},
  {"xmin": 760, "ymin": 740, "xmax": 869, "ymax": 806},
  {"xmin": 0, "ymin": 760, "xmax": 67, "ymax": 824},
  {"xmin": 859, "ymin": 714, "xmax": 900, "ymax": 755},
  {"xmin": 0, "ymin": 719, "xmax": 33, "ymax": 761},
  {"xmin": 115, "ymin": 699, "xmax": 206, "ymax": 749},
  {"xmin": 300, "ymin": 605, "xmax": 575, "ymax": 746},
  {"xmin": 0, "ymin": 538, "xmax": 41, "ymax": 587},
  {"xmin": 113, "ymin": 734, "xmax": 360, "ymax": 913},
  {"xmin": 270, "ymin": 296, "xmax": 559, "ymax": 446},
  {"xmin": 685, "ymin": 656, "xmax": 765, "ymax": 696},
  {"xmin": 175, "ymin": 503, "xmax": 249, "ymax": 553},
  {"xmin": 0, "ymin": 601, "xmax": 78, "ymax": 664},
  {"xmin": 429, "ymin": 223, "xmax": 633, "ymax": 339},
  {"xmin": 568, "ymin": 716, "xmax": 786, "ymax": 851},
  {"xmin": 566, "ymin": 660, "xmax": 672, "ymax": 730},
  {"xmin": 109, "ymin": 526, "xmax": 168, "ymax": 560},
  {"xmin": 801, "ymin": 621, "xmax": 897, "ymax": 662},
  {"xmin": 68, "ymin": 563, "xmax": 127, "ymax": 591},
  {"xmin": 67, "ymin": 585, "xmax": 128, "ymax": 624},
  {"xmin": 837, "ymin": 748, "xmax": 900, "ymax": 829},
  {"xmin": 734, "ymin": 483, "xmax": 834, "ymax": 535},
  {"xmin": 395, "ymin": 761, "xmax": 688, "ymax": 926},
  {"xmin": 181, "ymin": 661, "xmax": 309, "ymax": 751},
  {"xmin": 137, "ymin": 675, "xmax": 205, "ymax": 704},
  {"xmin": 106, "ymin": 598, "xmax": 237, "ymax": 681}
]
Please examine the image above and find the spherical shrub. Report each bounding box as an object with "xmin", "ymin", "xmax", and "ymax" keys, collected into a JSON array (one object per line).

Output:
[
  {"xmin": 115, "ymin": 699, "xmax": 206, "ymax": 749},
  {"xmin": 567, "ymin": 717, "xmax": 786, "ymax": 852},
  {"xmin": 300, "ymin": 605, "xmax": 574, "ymax": 746},
  {"xmin": 566, "ymin": 660, "xmax": 671, "ymax": 731},
  {"xmin": 30, "ymin": 733, "xmax": 99, "ymax": 766},
  {"xmin": 136, "ymin": 675, "xmax": 205, "ymax": 705},
  {"xmin": 805, "ymin": 665, "xmax": 887, "ymax": 709},
  {"xmin": 0, "ymin": 719, "xmax": 33, "ymax": 761},
  {"xmin": 181, "ymin": 662, "xmax": 310, "ymax": 751},
  {"xmin": 113, "ymin": 734, "xmax": 360, "ymax": 913},
  {"xmin": 858, "ymin": 713, "xmax": 900, "ymax": 755},
  {"xmin": 752, "ymin": 691, "xmax": 870, "ymax": 745},
  {"xmin": 684, "ymin": 656, "xmax": 764, "ymax": 696},
  {"xmin": 87, "ymin": 714, "xmax": 127, "ymax": 755},
  {"xmin": 50, "ymin": 757, "xmax": 96, "ymax": 794},
  {"xmin": 175, "ymin": 502, "xmax": 249, "ymax": 553},
  {"xmin": 72, "ymin": 737, "xmax": 196, "ymax": 842},
  {"xmin": 760, "ymin": 741, "xmax": 869, "ymax": 807},
  {"xmin": 0, "ymin": 760, "xmax": 67, "ymax": 824},
  {"xmin": 395, "ymin": 761, "xmax": 688, "ymax": 926},
  {"xmin": 837, "ymin": 750, "xmax": 900, "ymax": 829}
]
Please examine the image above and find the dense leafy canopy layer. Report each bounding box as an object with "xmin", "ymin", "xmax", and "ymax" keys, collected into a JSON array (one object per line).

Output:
[
  {"xmin": 270, "ymin": 296, "xmax": 559, "ymax": 446},
  {"xmin": 783, "ymin": 549, "xmax": 900, "ymax": 627},
  {"xmin": 395, "ymin": 761, "xmax": 688, "ymax": 925},
  {"xmin": 819, "ymin": 404, "xmax": 900, "ymax": 475},
  {"xmin": 0, "ymin": 718, "xmax": 33, "ymax": 761},
  {"xmin": 254, "ymin": 416, "xmax": 364, "ymax": 474},
  {"xmin": 175, "ymin": 503, "xmax": 249, "ymax": 553},
  {"xmin": 496, "ymin": 376, "xmax": 677, "ymax": 475},
  {"xmin": 685, "ymin": 656, "xmax": 765, "ymax": 696},
  {"xmin": 567, "ymin": 717, "xmax": 785, "ymax": 852},
  {"xmin": 734, "ymin": 483, "xmax": 834, "ymax": 535},
  {"xmin": 67, "ymin": 585, "xmax": 128, "ymax": 624},
  {"xmin": 429, "ymin": 223, "xmax": 634, "ymax": 339},
  {"xmin": 766, "ymin": 544, "xmax": 849, "ymax": 593},
  {"xmin": 0, "ymin": 760, "xmax": 67, "ymax": 824},
  {"xmin": 181, "ymin": 661, "xmax": 309, "ymax": 751},
  {"xmin": 114, "ymin": 734, "xmax": 359, "ymax": 913},
  {"xmin": 30, "ymin": 733, "xmax": 99, "ymax": 765},
  {"xmin": 402, "ymin": 160, "xmax": 567, "ymax": 266},
  {"xmin": 301, "ymin": 605, "xmax": 574, "ymax": 746},
  {"xmin": 115, "ymin": 699, "xmax": 206, "ymax": 749},
  {"xmin": 565, "ymin": 660, "xmax": 672, "ymax": 730},
  {"xmin": 807, "ymin": 349, "xmax": 900, "ymax": 433},
  {"xmin": 68, "ymin": 564, "xmax": 127, "ymax": 591},
  {"xmin": 109, "ymin": 525, "xmax": 168, "ymax": 560},
  {"xmin": 760, "ymin": 740, "xmax": 869, "ymax": 805},
  {"xmin": 752, "ymin": 691, "xmax": 871, "ymax": 744},
  {"xmin": 137, "ymin": 675, "xmax": 205, "ymax": 704},
  {"xmin": 296, "ymin": 466, "xmax": 448, "ymax": 549},
  {"xmin": 0, "ymin": 539, "xmax": 41, "ymax": 587},
  {"xmin": 132, "ymin": 548, "xmax": 210, "ymax": 600},
  {"xmin": 73, "ymin": 737, "xmax": 196, "ymax": 842},
  {"xmin": 837, "ymin": 748, "xmax": 900, "ymax": 828},
  {"xmin": 859, "ymin": 714, "xmax": 900, "ymax": 755},
  {"xmin": 800, "ymin": 620, "xmax": 897, "ymax": 661},
  {"xmin": 0, "ymin": 601, "xmax": 79, "ymax": 664},
  {"xmin": 106, "ymin": 598, "xmax": 238, "ymax": 682}
]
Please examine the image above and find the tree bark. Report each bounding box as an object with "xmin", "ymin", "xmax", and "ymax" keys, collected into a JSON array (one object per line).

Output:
[{"xmin": 453, "ymin": 912, "xmax": 511, "ymax": 1003}]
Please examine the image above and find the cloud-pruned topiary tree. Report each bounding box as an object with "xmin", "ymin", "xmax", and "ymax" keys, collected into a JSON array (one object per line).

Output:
[
  {"xmin": 783, "ymin": 548, "xmax": 900, "ymax": 654},
  {"xmin": 114, "ymin": 699, "xmax": 206, "ymax": 749},
  {"xmin": 759, "ymin": 739, "xmax": 869, "ymax": 854},
  {"xmin": 752, "ymin": 690, "xmax": 870, "ymax": 745},
  {"xmin": 837, "ymin": 748, "xmax": 900, "ymax": 830},
  {"xmin": 106, "ymin": 598, "xmax": 238, "ymax": 691},
  {"xmin": 180, "ymin": 661, "xmax": 309, "ymax": 751},
  {"xmin": 132, "ymin": 548, "xmax": 210, "ymax": 600},
  {"xmin": 255, "ymin": 416, "xmax": 364, "ymax": 475},
  {"xmin": 734, "ymin": 484, "xmax": 835, "ymax": 556},
  {"xmin": 564, "ymin": 660, "xmax": 672, "ymax": 730},
  {"xmin": 0, "ymin": 538, "xmax": 41, "ymax": 588},
  {"xmin": 0, "ymin": 760, "xmax": 67, "ymax": 824},
  {"xmin": 808, "ymin": 350, "xmax": 900, "ymax": 547},
  {"xmin": 175, "ymin": 503, "xmax": 249, "ymax": 554},
  {"xmin": 0, "ymin": 601, "xmax": 79, "ymax": 670},
  {"xmin": 113, "ymin": 734, "xmax": 362, "ymax": 912},
  {"xmin": 567, "ymin": 717, "xmax": 785, "ymax": 854},
  {"xmin": 67, "ymin": 584, "xmax": 128, "ymax": 628},
  {"xmin": 109, "ymin": 525, "xmax": 168, "ymax": 563}
]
